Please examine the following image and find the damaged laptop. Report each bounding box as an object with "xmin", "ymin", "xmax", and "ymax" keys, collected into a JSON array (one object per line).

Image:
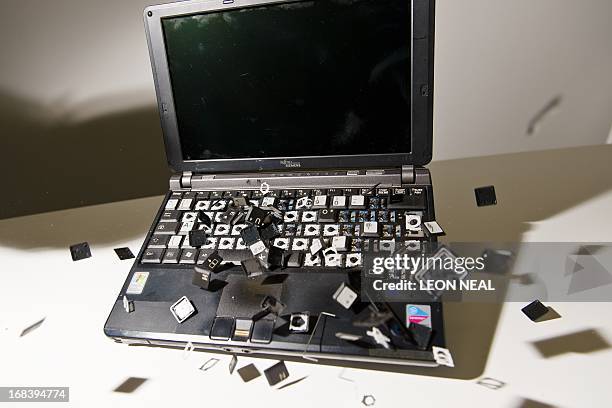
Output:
[{"xmin": 104, "ymin": 0, "xmax": 445, "ymax": 367}]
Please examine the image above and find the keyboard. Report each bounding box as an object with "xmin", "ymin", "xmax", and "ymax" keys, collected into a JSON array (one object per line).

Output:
[{"xmin": 140, "ymin": 187, "xmax": 429, "ymax": 268}]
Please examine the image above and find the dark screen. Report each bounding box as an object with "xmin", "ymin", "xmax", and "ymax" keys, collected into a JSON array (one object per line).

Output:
[{"xmin": 162, "ymin": 0, "xmax": 412, "ymax": 161}]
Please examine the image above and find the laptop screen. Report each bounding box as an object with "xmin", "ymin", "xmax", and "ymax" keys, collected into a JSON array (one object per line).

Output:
[{"xmin": 162, "ymin": 0, "xmax": 412, "ymax": 162}]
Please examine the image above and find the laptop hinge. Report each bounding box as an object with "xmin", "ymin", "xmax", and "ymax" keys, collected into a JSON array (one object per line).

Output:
[
  {"xmin": 169, "ymin": 172, "xmax": 194, "ymax": 190},
  {"xmin": 401, "ymin": 165, "xmax": 415, "ymax": 184}
]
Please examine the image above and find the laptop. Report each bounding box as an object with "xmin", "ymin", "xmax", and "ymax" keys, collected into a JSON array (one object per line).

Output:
[{"xmin": 105, "ymin": 0, "xmax": 444, "ymax": 367}]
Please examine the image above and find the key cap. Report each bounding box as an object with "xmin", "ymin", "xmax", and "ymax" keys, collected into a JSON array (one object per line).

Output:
[
  {"xmin": 331, "ymin": 196, "xmax": 347, "ymax": 208},
  {"xmin": 362, "ymin": 221, "xmax": 379, "ymax": 237},
  {"xmin": 388, "ymin": 188, "xmax": 426, "ymax": 210},
  {"xmin": 155, "ymin": 222, "xmax": 179, "ymax": 235},
  {"xmin": 286, "ymin": 252, "xmax": 304, "ymax": 267},
  {"xmin": 196, "ymin": 191, "xmax": 211, "ymax": 199},
  {"xmin": 312, "ymin": 195, "xmax": 328, "ymax": 209},
  {"xmin": 165, "ymin": 199, "xmax": 179, "ymax": 210},
  {"xmin": 179, "ymin": 249, "xmax": 198, "ymax": 264},
  {"xmin": 180, "ymin": 221, "xmax": 195, "ymax": 234},
  {"xmin": 261, "ymin": 196, "xmax": 276, "ymax": 207},
  {"xmin": 162, "ymin": 248, "xmax": 180, "ymax": 264},
  {"xmin": 178, "ymin": 198, "xmax": 193, "ymax": 210},
  {"xmin": 344, "ymin": 188, "xmax": 359, "ymax": 195},
  {"xmin": 318, "ymin": 209, "xmax": 337, "ymax": 223},
  {"xmin": 301, "ymin": 211, "xmax": 318, "ymax": 223},
  {"xmin": 332, "ymin": 236, "xmax": 349, "ymax": 251},
  {"xmin": 217, "ymin": 249, "xmax": 251, "ymax": 264},
  {"xmin": 161, "ymin": 210, "xmax": 181, "ymax": 222},
  {"xmin": 349, "ymin": 195, "xmax": 366, "ymax": 209},
  {"xmin": 148, "ymin": 235, "xmax": 169, "ymax": 248},
  {"xmin": 141, "ymin": 248, "xmax": 164, "ymax": 263},
  {"xmin": 168, "ymin": 235, "xmax": 183, "ymax": 248},
  {"xmin": 281, "ymin": 190, "xmax": 295, "ymax": 198}
]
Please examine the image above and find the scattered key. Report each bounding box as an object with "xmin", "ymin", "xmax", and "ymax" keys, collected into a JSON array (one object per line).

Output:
[
  {"xmin": 521, "ymin": 300, "xmax": 549, "ymax": 321},
  {"xmin": 114, "ymin": 247, "xmax": 135, "ymax": 260},
  {"xmin": 189, "ymin": 230, "xmax": 208, "ymax": 248},
  {"xmin": 475, "ymin": 185, "xmax": 497, "ymax": 207},
  {"xmin": 264, "ymin": 361, "xmax": 290, "ymax": 386},
  {"xmin": 70, "ymin": 242, "xmax": 91, "ymax": 261},
  {"xmin": 331, "ymin": 195, "xmax": 347, "ymax": 208}
]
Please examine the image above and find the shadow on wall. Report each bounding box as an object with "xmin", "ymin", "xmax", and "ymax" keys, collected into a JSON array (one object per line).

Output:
[{"xmin": 0, "ymin": 89, "xmax": 171, "ymax": 220}]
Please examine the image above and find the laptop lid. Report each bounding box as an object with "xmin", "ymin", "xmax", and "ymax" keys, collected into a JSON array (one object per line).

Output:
[{"xmin": 144, "ymin": 0, "xmax": 434, "ymax": 173}]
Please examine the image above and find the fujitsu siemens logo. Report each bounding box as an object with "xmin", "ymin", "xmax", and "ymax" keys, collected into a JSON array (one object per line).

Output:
[{"xmin": 280, "ymin": 159, "xmax": 301, "ymax": 168}]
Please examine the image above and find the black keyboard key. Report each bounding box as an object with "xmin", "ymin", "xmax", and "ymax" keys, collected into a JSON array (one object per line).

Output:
[
  {"xmin": 318, "ymin": 209, "xmax": 337, "ymax": 223},
  {"xmin": 344, "ymin": 188, "xmax": 359, "ymax": 195},
  {"xmin": 197, "ymin": 191, "xmax": 211, "ymax": 199},
  {"xmin": 162, "ymin": 248, "xmax": 180, "ymax": 264},
  {"xmin": 234, "ymin": 190, "xmax": 252, "ymax": 198},
  {"xmin": 286, "ymin": 251, "xmax": 304, "ymax": 267},
  {"xmin": 312, "ymin": 189, "xmax": 327, "ymax": 196},
  {"xmin": 141, "ymin": 248, "xmax": 164, "ymax": 263},
  {"xmin": 179, "ymin": 249, "xmax": 198, "ymax": 264},
  {"xmin": 281, "ymin": 189, "xmax": 295, "ymax": 198},
  {"xmin": 295, "ymin": 189, "xmax": 311, "ymax": 197},
  {"xmin": 148, "ymin": 235, "xmax": 169, "ymax": 248},
  {"xmin": 327, "ymin": 188, "xmax": 342, "ymax": 196},
  {"xmin": 154, "ymin": 222, "xmax": 179, "ymax": 235},
  {"xmin": 182, "ymin": 191, "xmax": 197, "ymax": 200},
  {"xmin": 217, "ymin": 249, "xmax": 251, "ymax": 264},
  {"xmin": 210, "ymin": 191, "xmax": 223, "ymax": 198},
  {"xmin": 387, "ymin": 190, "xmax": 426, "ymax": 210},
  {"xmin": 160, "ymin": 210, "xmax": 181, "ymax": 222}
]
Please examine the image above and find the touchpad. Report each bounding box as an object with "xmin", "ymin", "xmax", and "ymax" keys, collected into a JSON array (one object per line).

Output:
[{"xmin": 216, "ymin": 274, "xmax": 283, "ymax": 318}]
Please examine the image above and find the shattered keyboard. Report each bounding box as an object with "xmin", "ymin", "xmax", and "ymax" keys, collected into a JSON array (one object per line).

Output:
[{"xmin": 140, "ymin": 187, "xmax": 429, "ymax": 268}]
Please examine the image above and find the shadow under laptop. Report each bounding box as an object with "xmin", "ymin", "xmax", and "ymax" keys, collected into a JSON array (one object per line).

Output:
[{"xmin": 0, "ymin": 89, "xmax": 170, "ymax": 222}]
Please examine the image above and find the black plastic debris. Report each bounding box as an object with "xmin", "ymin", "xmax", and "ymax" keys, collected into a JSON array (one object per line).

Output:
[
  {"xmin": 237, "ymin": 363, "xmax": 261, "ymax": 383},
  {"xmin": 260, "ymin": 223, "xmax": 281, "ymax": 242},
  {"xmin": 476, "ymin": 377, "xmax": 506, "ymax": 390},
  {"xmin": 232, "ymin": 196, "xmax": 248, "ymax": 207},
  {"xmin": 261, "ymin": 295, "xmax": 286, "ymax": 316},
  {"xmin": 192, "ymin": 266, "xmax": 212, "ymax": 290},
  {"xmin": 362, "ymin": 395, "xmax": 376, "ymax": 406},
  {"xmin": 20, "ymin": 317, "xmax": 45, "ymax": 337},
  {"xmin": 240, "ymin": 225, "xmax": 261, "ymax": 246},
  {"xmin": 264, "ymin": 361, "xmax": 289, "ymax": 386},
  {"xmin": 229, "ymin": 355, "xmax": 238, "ymax": 374},
  {"xmin": 199, "ymin": 358, "xmax": 220, "ymax": 372},
  {"xmin": 474, "ymin": 185, "xmax": 497, "ymax": 207},
  {"xmin": 189, "ymin": 230, "xmax": 208, "ymax": 248},
  {"xmin": 219, "ymin": 208, "xmax": 240, "ymax": 225},
  {"xmin": 113, "ymin": 377, "xmax": 148, "ymax": 393},
  {"xmin": 198, "ymin": 210, "xmax": 212, "ymax": 226},
  {"xmin": 70, "ymin": 242, "xmax": 91, "ymax": 261},
  {"xmin": 408, "ymin": 322, "xmax": 433, "ymax": 350},
  {"xmin": 114, "ymin": 247, "xmax": 135, "ymax": 260},
  {"xmin": 522, "ymin": 300, "xmax": 549, "ymax": 321},
  {"xmin": 277, "ymin": 376, "xmax": 308, "ymax": 390},
  {"xmin": 245, "ymin": 206, "xmax": 268, "ymax": 226},
  {"xmin": 201, "ymin": 250, "xmax": 223, "ymax": 273}
]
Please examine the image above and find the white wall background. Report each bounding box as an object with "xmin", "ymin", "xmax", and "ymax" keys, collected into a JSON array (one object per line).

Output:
[{"xmin": 0, "ymin": 0, "xmax": 611, "ymax": 217}]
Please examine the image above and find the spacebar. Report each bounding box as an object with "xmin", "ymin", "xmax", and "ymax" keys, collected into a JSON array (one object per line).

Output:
[{"xmin": 217, "ymin": 249, "xmax": 252, "ymax": 264}]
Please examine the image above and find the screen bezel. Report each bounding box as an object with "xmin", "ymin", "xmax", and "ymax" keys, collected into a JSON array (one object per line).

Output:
[{"xmin": 144, "ymin": 0, "xmax": 434, "ymax": 173}]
